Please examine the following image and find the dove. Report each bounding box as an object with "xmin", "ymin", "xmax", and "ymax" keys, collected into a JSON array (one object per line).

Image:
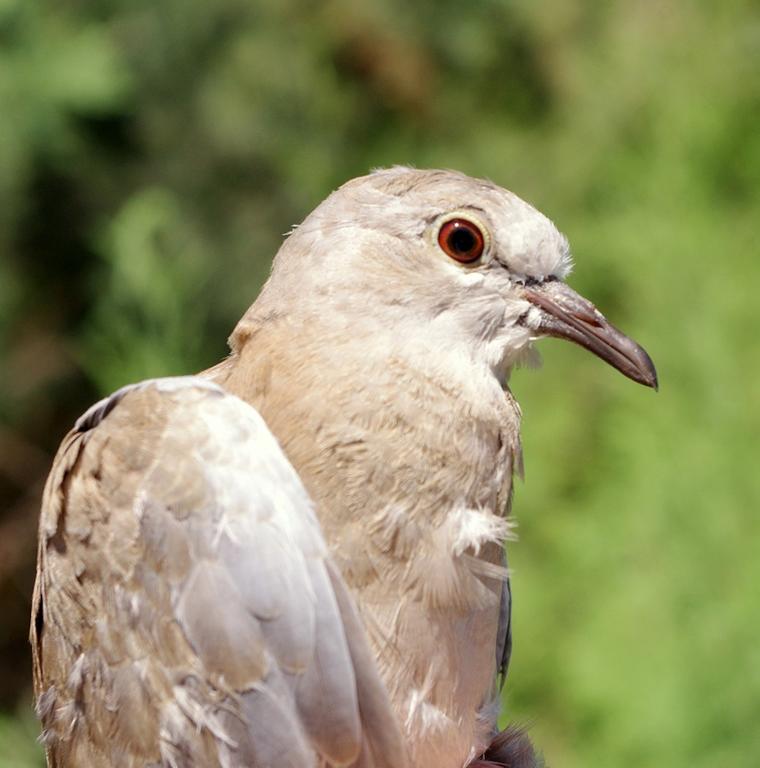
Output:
[{"xmin": 31, "ymin": 167, "xmax": 656, "ymax": 768}]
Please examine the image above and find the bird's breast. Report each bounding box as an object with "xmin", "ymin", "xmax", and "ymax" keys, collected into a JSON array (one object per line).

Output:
[
  {"xmin": 352, "ymin": 527, "xmax": 508, "ymax": 768},
  {"xmin": 230, "ymin": 337, "xmax": 522, "ymax": 767}
]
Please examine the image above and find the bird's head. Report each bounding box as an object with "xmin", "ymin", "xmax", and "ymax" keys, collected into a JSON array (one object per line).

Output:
[{"xmin": 244, "ymin": 166, "xmax": 657, "ymax": 389}]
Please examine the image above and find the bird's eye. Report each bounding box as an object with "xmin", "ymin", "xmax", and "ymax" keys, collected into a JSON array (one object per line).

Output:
[{"xmin": 437, "ymin": 218, "xmax": 485, "ymax": 264}]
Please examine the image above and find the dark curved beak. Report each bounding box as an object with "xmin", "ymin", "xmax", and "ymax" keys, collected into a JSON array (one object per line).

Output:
[{"xmin": 522, "ymin": 281, "xmax": 658, "ymax": 389}]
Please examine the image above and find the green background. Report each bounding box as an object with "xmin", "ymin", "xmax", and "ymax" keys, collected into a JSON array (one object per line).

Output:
[{"xmin": 1, "ymin": 1, "xmax": 758, "ymax": 766}]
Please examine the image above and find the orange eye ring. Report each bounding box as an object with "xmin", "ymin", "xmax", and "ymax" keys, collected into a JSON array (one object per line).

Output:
[{"xmin": 437, "ymin": 218, "xmax": 485, "ymax": 264}]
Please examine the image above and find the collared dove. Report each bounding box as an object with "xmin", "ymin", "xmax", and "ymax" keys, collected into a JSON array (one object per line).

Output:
[{"xmin": 31, "ymin": 167, "xmax": 657, "ymax": 768}]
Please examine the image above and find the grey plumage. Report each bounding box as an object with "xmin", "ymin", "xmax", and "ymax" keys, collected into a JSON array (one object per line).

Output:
[{"xmin": 32, "ymin": 167, "xmax": 656, "ymax": 768}]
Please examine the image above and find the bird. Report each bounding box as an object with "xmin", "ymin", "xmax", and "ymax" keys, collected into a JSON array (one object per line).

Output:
[{"xmin": 30, "ymin": 167, "xmax": 657, "ymax": 768}]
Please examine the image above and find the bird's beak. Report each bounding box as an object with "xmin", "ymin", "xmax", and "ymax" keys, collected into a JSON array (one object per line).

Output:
[{"xmin": 522, "ymin": 281, "xmax": 658, "ymax": 389}]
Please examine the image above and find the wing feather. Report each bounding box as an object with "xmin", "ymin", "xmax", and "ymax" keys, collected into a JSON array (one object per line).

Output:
[{"xmin": 31, "ymin": 376, "xmax": 406, "ymax": 768}]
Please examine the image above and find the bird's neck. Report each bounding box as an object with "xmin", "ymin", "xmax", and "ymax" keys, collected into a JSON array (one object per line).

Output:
[{"xmin": 211, "ymin": 317, "xmax": 521, "ymax": 545}]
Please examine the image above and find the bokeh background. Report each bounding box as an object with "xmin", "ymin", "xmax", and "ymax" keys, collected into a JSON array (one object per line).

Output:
[{"xmin": 1, "ymin": 1, "xmax": 759, "ymax": 766}]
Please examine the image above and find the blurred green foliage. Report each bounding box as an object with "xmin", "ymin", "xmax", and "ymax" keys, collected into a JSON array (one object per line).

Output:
[{"xmin": 0, "ymin": 1, "xmax": 758, "ymax": 766}]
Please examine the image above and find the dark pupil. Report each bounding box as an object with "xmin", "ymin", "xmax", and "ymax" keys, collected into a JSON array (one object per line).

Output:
[{"xmin": 449, "ymin": 227, "xmax": 476, "ymax": 254}]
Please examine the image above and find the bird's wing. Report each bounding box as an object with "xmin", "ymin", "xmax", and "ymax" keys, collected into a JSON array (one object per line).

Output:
[
  {"xmin": 496, "ymin": 550, "xmax": 512, "ymax": 689},
  {"xmin": 31, "ymin": 376, "xmax": 406, "ymax": 768},
  {"xmin": 495, "ymin": 565, "xmax": 513, "ymax": 689}
]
